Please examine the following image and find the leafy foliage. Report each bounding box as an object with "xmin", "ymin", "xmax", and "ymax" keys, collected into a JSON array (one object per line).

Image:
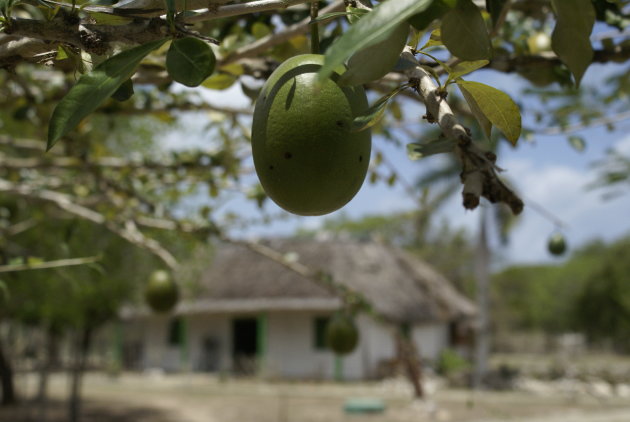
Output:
[{"xmin": 493, "ymin": 236, "xmax": 630, "ymax": 351}]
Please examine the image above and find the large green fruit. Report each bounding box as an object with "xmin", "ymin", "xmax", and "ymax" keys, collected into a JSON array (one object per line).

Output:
[
  {"xmin": 252, "ymin": 54, "xmax": 371, "ymax": 216},
  {"xmin": 547, "ymin": 233, "xmax": 567, "ymax": 256},
  {"xmin": 144, "ymin": 270, "xmax": 179, "ymax": 313},
  {"xmin": 326, "ymin": 313, "xmax": 359, "ymax": 355}
]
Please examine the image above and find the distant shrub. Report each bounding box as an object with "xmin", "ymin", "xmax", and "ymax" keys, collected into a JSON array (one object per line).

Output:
[{"xmin": 437, "ymin": 348, "xmax": 470, "ymax": 376}]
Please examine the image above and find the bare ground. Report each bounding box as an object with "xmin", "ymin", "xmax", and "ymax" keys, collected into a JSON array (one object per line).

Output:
[{"xmin": 3, "ymin": 372, "xmax": 630, "ymax": 422}]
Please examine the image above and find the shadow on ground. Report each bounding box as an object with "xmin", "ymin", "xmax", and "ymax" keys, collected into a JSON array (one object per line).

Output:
[{"xmin": 0, "ymin": 399, "xmax": 177, "ymax": 422}]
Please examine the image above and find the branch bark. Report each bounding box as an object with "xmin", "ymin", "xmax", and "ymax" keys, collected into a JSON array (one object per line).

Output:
[{"xmin": 401, "ymin": 47, "xmax": 523, "ymax": 215}]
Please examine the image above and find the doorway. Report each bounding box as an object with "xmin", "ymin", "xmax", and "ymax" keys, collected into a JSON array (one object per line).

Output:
[{"xmin": 232, "ymin": 318, "xmax": 258, "ymax": 374}]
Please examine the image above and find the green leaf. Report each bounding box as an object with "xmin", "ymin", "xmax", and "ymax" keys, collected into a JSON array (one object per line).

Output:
[
  {"xmin": 111, "ymin": 79, "xmax": 134, "ymax": 102},
  {"xmin": 219, "ymin": 63, "xmax": 244, "ymax": 76},
  {"xmin": 252, "ymin": 22, "xmax": 271, "ymax": 39},
  {"xmin": 310, "ymin": 9, "xmax": 368, "ymax": 24},
  {"xmin": 419, "ymin": 29, "xmax": 444, "ymax": 50},
  {"xmin": 551, "ymin": 0, "xmax": 595, "ymax": 86},
  {"xmin": 351, "ymin": 84, "xmax": 408, "ymax": 132},
  {"xmin": 407, "ymin": 138, "xmax": 456, "ymax": 160},
  {"xmin": 202, "ymin": 73, "xmax": 237, "ymax": 90},
  {"xmin": 318, "ymin": 0, "xmax": 432, "ymax": 82},
  {"xmin": 459, "ymin": 83, "xmax": 492, "ymax": 139},
  {"xmin": 166, "ymin": 37, "xmax": 216, "ymax": 87},
  {"xmin": 47, "ymin": 38, "xmax": 167, "ymax": 150},
  {"xmin": 457, "ymin": 80, "xmax": 521, "ymax": 145},
  {"xmin": 56, "ymin": 45, "xmax": 69, "ymax": 60},
  {"xmin": 346, "ymin": 6, "xmax": 369, "ymax": 25},
  {"xmin": 339, "ymin": 22, "xmax": 409, "ymax": 86},
  {"xmin": 568, "ymin": 135, "xmax": 586, "ymax": 152},
  {"xmin": 446, "ymin": 59, "xmax": 488, "ymax": 84},
  {"xmin": 441, "ymin": 0, "xmax": 492, "ymax": 60},
  {"xmin": 485, "ymin": 0, "xmax": 507, "ymax": 27},
  {"xmin": 409, "ymin": 0, "xmax": 453, "ymax": 31}
]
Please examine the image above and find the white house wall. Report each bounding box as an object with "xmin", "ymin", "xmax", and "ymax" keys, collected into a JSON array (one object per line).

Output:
[
  {"xmin": 120, "ymin": 312, "xmax": 451, "ymax": 379},
  {"xmin": 411, "ymin": 323, "xmax": 449, "ymax": 362},
  {"xmin": 266, "ymin": 312, "xmax": 333, "ymax": 379}
]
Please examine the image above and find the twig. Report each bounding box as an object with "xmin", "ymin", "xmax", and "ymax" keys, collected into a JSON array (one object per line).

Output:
[
  {"xmin": 488, "ymin": 0, "xmax": 512, "ymax": 39},
  {"xmin": 309, "ymin": 2, "xmax": 319, "ymax": 54},
  {"xmin": 0, "ymin": 256, "xmax": 100, "ymax": 273},
  {"xmin": 221, "ymin": 0, "xmax": 344, "ymax": 64}
]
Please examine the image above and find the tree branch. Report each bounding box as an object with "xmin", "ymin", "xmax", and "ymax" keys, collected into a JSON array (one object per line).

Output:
[
  {"xmin": 0, "ymin": 178, "xmax": 178, "ymax": 269},
  {"xmin": 401, "ymin": 47, "xmax": 523, "ymax": 215},
  {"xmin": 221, "ymin": 0, "xmax": 344, "ymax": 64},
  {"xmin": 0, "ymin": 256, "xmax": 101, "ymax": 273},
  {"xmin": 186, "ymin": 0, "xmax": 310, "ymax": 23}
]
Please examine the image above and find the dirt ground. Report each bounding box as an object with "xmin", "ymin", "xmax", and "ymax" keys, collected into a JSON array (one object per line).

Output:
[{"xmin": 3, "ymin": 372, "xmax": 630, "ymax": 422}]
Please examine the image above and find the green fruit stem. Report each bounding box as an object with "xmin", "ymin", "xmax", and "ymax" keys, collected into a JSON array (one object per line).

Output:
[{"xmin": 310, "ymin": 2, "xmax": 320, "ymax": 54}]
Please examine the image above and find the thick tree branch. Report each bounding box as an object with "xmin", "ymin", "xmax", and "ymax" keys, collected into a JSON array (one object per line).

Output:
[
  {"xmin": 0, "ymin": 178, "xmax": 178, "ymax": 269},
  {"xmin": 401, "ymin": 47, "xmax": 523, "ymax": 214},
  {"xmin": 38, "ymin": 0, "xmax": 308, "ymax": 19},
  {"xmin": 4, "ymin": 18, "xmax": 168, "ymax": 55}
]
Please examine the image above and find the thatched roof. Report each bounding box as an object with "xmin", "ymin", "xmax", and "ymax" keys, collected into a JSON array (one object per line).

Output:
[{"xmin": 186, "ymin": 238, "xmax": 475, "ymax": 324}]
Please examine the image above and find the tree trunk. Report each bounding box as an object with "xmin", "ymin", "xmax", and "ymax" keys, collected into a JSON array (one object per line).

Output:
[
  {"xmin": 395, "ymin": 328, "xmax": 423, "ymax": 398},
  {"xmin": 472, "ymin": 207, "xmax": 491, "ymax": 389},
  {"xmin": 68, "ymin": 326, "xmax": 92, "ymax": 422},
  {"xmin": 36, "ymin": 327, "xmax": 59, "ymax": 422},
  {"xmin": 0, "ymin": 339, "xmax": 16, "ymax": 405}
]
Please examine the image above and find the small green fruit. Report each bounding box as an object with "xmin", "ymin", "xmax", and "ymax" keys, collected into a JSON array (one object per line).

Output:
[
  {"xmin": 326, "ymin": 313, "xmax": 359, "ymax": 355},
  {"xmin": 252, "ymin": 54, "xmax": 371, "ymax": 216},
  {"xmin": 145, "ymin": 270, "xmax": 179, "ymax": 313},
  {"xmin": 547, "ymin": 233, "xmax": 567, "ymax": 256}
]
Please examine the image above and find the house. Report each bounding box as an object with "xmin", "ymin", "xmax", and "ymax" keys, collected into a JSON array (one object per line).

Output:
[{"xmin": 117, "ymin": 238, "xmax": 476, "ymax": 380}]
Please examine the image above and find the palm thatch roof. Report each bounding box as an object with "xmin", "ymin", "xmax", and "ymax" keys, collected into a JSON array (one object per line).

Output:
[{"xmin": 183, "ymin": 238, "xmax": 475, "ymax": 324}]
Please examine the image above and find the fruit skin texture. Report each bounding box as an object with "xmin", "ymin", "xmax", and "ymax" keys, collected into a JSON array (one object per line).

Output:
[
  {"xmin": 548, "ymin": 233, "xmax": 567, "ymax": 256},
  {"xmin": 252, "ymin": 54, "xmax": 371, "ymax": 216},
  {"xmin": 325, "ymin": 313, "xmax": 360, "ymax": 355},
  {"xmin": 144, "ymin": 270, "xmax": 179, "ymax": 313}
]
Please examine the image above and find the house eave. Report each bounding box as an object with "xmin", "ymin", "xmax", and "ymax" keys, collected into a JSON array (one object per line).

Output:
[{"xmin": 120, "ymin": 297, "xmax": 343, "ymax": 319}]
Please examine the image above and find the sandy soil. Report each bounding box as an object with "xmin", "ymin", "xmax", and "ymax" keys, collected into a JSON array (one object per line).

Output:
[{"xmin": 3, "ymin": 372, "xmax": 630, "ymax": 422}]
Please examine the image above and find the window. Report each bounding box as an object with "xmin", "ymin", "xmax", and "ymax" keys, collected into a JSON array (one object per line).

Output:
[{"xmin": 313, "ymin": 316, "xmax": 330, "ymax": 350}]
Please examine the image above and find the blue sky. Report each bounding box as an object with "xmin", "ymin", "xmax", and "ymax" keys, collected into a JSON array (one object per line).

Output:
[{"xmin": 162, "ymin": 56, "xmax": 630, "ymax": 267}]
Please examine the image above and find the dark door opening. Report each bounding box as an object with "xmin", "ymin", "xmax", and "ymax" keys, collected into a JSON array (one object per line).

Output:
[{"xmin": 232, "ymin": 318, "xmax": 258, "ymax": 374}]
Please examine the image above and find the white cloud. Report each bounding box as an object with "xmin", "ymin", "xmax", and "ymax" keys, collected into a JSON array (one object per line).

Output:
[
  {"xmin": 614, "ymin": 133, "xmax": 630, "ymax": 155},
  {"xmin": 494, "ymin": 158, "xmax": 630, "ymax": 264}
]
